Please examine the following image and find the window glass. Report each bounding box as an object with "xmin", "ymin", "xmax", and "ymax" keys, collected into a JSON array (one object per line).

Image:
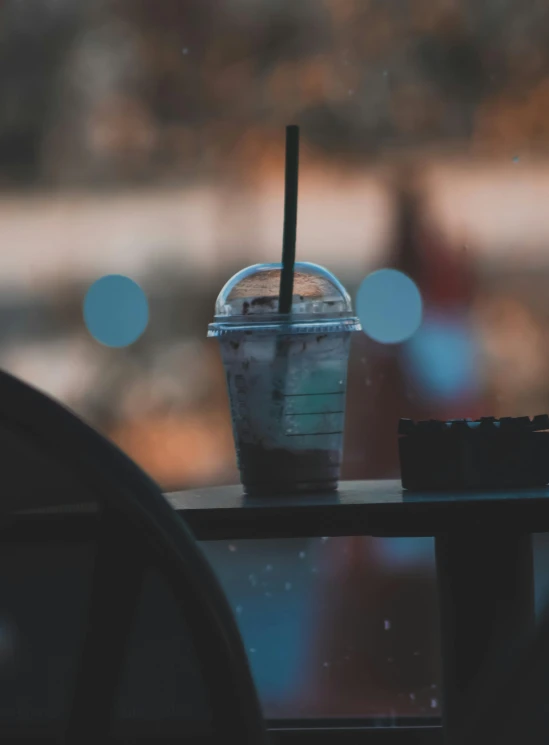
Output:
[
  {"xmin": 1, "ymin": 0, "xmax": 548, "ymax": 725},
  {"xmin": 202, "ymin": 536, "xmax": 440, "ymax": 720}
]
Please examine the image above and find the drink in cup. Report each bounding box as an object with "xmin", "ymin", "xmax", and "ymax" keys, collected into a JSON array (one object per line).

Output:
[{"xmin": 208, "ymin": 262, "xmax": 361, "ymax": 497}]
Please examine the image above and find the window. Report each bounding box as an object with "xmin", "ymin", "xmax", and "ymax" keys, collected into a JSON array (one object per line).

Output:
[{"xmin": 1, "ymin": 0, "xmax": 548, "ymax": 726}]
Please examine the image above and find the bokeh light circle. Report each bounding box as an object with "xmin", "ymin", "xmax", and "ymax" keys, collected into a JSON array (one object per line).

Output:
[
  {"xmin": 356, "ymin": 269, "xmax": 423, "ymax": 344},
  {"xmin": 83, "ymin": 274, "xmax": 149, "ymax": 348},
  {"xmin": 404, "ymin": 313, "xmax": 479, "ymax": 400}
]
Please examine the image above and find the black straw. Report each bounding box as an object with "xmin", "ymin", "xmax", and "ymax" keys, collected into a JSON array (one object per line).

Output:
[{"xmin": 279, "ymin": 125, "xmax": 300, "ymax": 314}]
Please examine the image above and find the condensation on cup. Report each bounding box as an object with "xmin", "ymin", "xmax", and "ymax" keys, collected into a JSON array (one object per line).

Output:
[{"xmin": 208, "ymin": 262, "xmax": 361, "ymax": 497}]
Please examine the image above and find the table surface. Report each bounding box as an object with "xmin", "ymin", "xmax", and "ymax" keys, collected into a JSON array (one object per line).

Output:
[{"xmin": 167, "ymin": 479, "xmax": 549, "ymax": 540}]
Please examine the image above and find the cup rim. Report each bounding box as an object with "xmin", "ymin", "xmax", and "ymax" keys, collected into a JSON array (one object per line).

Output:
[{"xmin": 207, "ymin": 315, "xmax": 361, "ymax": 338}]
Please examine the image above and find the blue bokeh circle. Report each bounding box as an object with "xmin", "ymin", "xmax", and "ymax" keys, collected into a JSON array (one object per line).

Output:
[
  {"xmin": 356, "ymin": 268, "xmax": 423, "ymax": 344},
  {"xmin": 83, "ymin": 274, "xmax": 149, "ymax": 348}
]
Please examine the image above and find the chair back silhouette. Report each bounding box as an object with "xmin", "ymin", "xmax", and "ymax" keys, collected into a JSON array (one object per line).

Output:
[{"xmin": 0, "ymin": 369, "xmax": 266, "ymax": 744}]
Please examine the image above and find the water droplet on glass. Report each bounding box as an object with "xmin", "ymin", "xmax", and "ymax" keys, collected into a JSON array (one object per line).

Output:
[
  {"xmin": 265, "ymin": 564, "xmax": 273, "ymax": 572},
  {"xmin": 285, "ymin": 582, "xmax": 292, "ymax": 591},
  {"xmin": 228, "ymin": 544, "xmax": 237, "ymax": 552},
  {"xmin": 249, "ymin": 573, "xmax": 257, "ymax": 585},
  {"xmin": 347, "ymin": 89, "xmax": 354, "ymax": 96},
  {"xmin": 250, "ymin": 647, "xmax": 256, "ymax": 654},
  {"xmin": 321, "ymin": 536, "xmax": 329, "ymax": 542},
  {"xmin": 344, "ymin": 655, "xmax": 350, "ymax": 661},
  {"xmin": 388, "ymin": 657, "xmax": 394, "ymax": 663},
  {"xmin": 413, "ymin": 650, "xmax": 420, "ymax": 656},
  {"xmin": 264, "ymin": 591, "xmax": 272, "ymax": 598},
  {"xmin": 182, "ymin": 47, "xmax": 189, "ymax": 55},
  {"xmin": 299, "ymin": 551, "xmax": 306, "ymax": 559},
  {"xmin": 236, "ymin": 604, "xmax": 243, "ymax": 614},
  {"xmin": 311, "ymin": 566, "xmax": 318, "ymax": 573},
  {"xmin": 409, "ymin": 693, "xmax": 416, "ymax": 701},
  {"xmin": 323, "ymin": 661, "xmax": 330, "ymax": 668},
  {"xmin": 338, "ymin": 380, "xmax": 343, "ymax": 385},
  {"xmin": 513, "ymin": 156, "xmax": 519, "ymax": 163},
  {"xmin": 384, "ymin": 619, "xmax": 391, "ymax": 630},
  {"xmin": 383, "ymin": 70, "xmax": 389, "ymax": 76},
  {"xmin": 430, "ymin": 698, "xmax": 438, "ymax": 709}
]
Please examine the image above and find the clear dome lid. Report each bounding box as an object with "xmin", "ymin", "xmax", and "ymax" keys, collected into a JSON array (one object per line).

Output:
[
  {"xmin": 208, "ymin": 262, "xmax": 360, "ymax": 336},
  {"xmin": 216, "ymin": 262, "xmax": 354, "ymax": 316}
]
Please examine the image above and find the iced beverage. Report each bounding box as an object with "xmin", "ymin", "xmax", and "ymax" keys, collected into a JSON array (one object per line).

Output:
[{"xmin": 208, "ymin": 263, "xmax": 360, "ymax": 497}]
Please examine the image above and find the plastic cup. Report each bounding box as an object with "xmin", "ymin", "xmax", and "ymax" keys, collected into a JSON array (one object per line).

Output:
[{"xmin": 208, "ymin": 262, "xmax": 361, "ymax": 497}]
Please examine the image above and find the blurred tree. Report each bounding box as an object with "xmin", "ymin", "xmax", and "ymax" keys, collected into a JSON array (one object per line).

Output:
[
  {"xmin": 0, "ymin": 0, "xmax": 85, "ymax": 185},
  {"xmin": 2, "ymin": 0, "xmax": 549, "ymax": 186}
]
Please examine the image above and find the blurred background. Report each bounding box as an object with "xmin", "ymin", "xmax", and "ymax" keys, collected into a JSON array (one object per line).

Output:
[{"xmin": 3, "ymin": 0, "xmax": 549, "ymax": 724}]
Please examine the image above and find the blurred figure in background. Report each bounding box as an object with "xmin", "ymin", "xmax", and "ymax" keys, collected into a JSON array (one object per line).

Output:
[
  {"xmin": 311, "ymin": 167, "xmax": 487, "ymax": 717},
  {"xmin": 344, "ymin": 166, "xmax": 487, "ymax": 480},
  {"xmin": 302, "ymin": 534, "xmax": 440, "ymax": 717},
  {"xmin": 401, "ymin": 177, "xmax": 487, "ymax": 424}
]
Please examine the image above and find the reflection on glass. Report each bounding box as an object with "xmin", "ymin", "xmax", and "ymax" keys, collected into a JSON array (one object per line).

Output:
[
  {"xmin": 202, "ymin": 536, "xmax": 440, "ymax": 720},
  {"xmin": 1, "ymin": 0, "xmax": 549, "ymax": 728}
]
